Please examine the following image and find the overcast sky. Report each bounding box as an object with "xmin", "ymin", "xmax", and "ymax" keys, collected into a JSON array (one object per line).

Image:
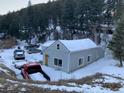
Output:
[{"xmin": 0, "ymin": 0, "xmax": 49, "ymax": 15}]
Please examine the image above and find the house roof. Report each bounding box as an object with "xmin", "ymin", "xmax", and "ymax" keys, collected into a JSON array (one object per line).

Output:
[
  {"xmin": 59, "ymin": 38, "xmax": 97, "ymax": 52},
  {"xmin": 42, "ymin": 40, "xmax": 55, "ymax": 47},
  {"xmin": 43, "ymin": 38, "xmax": 98, "ymax": 52}
]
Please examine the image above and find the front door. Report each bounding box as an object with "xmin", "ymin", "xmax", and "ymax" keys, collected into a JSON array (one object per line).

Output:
[{"xmin": 45, "ymin": 54, "xmax": 48, "ymax": 65}]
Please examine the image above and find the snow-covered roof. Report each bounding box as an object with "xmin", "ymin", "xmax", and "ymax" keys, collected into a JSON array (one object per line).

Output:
[
  {"xmin": 59, "ymin": 38, "xmax": 97, "ymax": 52},
  {"xmin": 43, "ymin": 39, "xmax": 97, "ymax": 52},
  {"xmin": 42, "ymin": 40, "xmax": 55, "ymax": 47}
]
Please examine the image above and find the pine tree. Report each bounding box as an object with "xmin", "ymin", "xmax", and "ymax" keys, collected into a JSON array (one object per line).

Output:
[
  {"xmin": 75, "ymin": 0, "xmax": 90, "ymax": 33},
  {"xmin": 62, "ymin": 0, "xmax": 76, "ymax": 39},
  {"xmin": 108, "ymin": 16, "xmax": 124, "ymax": 67},
  {"xmin": 115, "ymin": 0, "xmax": 124, "ymax": 21},
  {"xmin": 75, "ymin": 0, "xmax": 104, "ymax": 43}
]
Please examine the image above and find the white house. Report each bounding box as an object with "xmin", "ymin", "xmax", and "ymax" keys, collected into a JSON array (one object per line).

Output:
[{"xmin": 42, "ymin": 38, "xmax": 104, "ymax": 73}]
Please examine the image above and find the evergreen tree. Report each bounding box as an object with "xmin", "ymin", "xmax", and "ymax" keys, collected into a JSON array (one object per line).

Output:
[
  {"xmin": 62, "ymin": 0, "xmax": 76, "ymax": 39},
  {"xmin": 115, "ymin": 0, "xmax": 124, "ymax": 23},
  {"xmin": 0, "ymin": 0, "xmax": 114, "ymax": 41},
  {"xmin": 75, "ymin": 0, "xmax": 104, "ymax": 43},
  {"xmin": 108, "ymin": 16, "xmax": 124, "ymax": 67},
  {"xmin": 75, "ymin": 0, "xmax": 89, "ymax": 32}
]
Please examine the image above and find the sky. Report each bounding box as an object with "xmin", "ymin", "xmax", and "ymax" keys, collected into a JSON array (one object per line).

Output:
[{"xmin": 0, "ymin": 0, "xmax": 49, "ymax": 15}]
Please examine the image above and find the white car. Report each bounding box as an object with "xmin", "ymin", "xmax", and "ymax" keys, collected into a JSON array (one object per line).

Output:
[{"xmin": 14, "ymin": 49, "xmax": 25, "ymax": 60}]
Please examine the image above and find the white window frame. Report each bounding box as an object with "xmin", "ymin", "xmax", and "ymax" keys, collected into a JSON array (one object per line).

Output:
[
  {"xmin": 87, "ymin": 55, "xmax": 91, "ymax": 62},
  {"xmin": 57, "ymin": 44, "xmax": 60, "ymax": 50},
  {"xmin": 78, "ymin": 57, "xmax": 84, "ymax": 66},
  {"xmin": 54, "ymin": 58, "xmax": 63, "ymax": 67}
]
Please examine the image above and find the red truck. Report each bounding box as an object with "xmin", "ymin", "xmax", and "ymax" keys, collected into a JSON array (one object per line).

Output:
[{"xmin": 20, "ymin": 62, "xmax": 50, "ymax": 81}]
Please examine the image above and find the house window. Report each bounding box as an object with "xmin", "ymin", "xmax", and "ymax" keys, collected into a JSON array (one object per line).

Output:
[
  {"xmin": 87, "ymin": 56, "xmax": 91, "ymax": 62},
  {"xmin": 79, "ymin": 58, "xmax": 83, "ymax": 65},
  {"xmin": 54, "ymin": 58, "xmax": 58, "ymax": 66},
  {"xmin": 57, "ymin": 44, "xmax": 60, "ymax": 49},
  {"xmin": 54, "ymin": 58, "xmax": 62, "ymax": 67}
]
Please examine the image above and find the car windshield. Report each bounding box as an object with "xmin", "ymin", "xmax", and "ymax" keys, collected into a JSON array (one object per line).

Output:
[
  {"xmin": 16, "ymin": 51, "xmax": 24, "ymax": 54},
  {"xmin": 15, "ymin": 50, "xmax": 24, "ymax": 54}
]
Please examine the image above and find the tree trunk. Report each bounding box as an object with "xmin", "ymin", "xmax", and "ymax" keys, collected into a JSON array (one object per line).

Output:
[{"xmin": 119, "ymin": 55, "xmax": 123, "ymax": 67}]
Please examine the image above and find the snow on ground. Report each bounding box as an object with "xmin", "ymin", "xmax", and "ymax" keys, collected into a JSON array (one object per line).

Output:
[
  {"xmin": 29, "ymin": 72, "xmax": 46, "ymax": 81},
  {"xmin": 81, "ymin": 84, "xmax": 124, "ymax": 93},
  {"xmin": 0, "ymin": 48, "xmax": 43, "ymax": 79},
  {"xmin": 0, "ymin": 45, "xmax": 124, "ymax": 92},
  {"xmin": 7, "ymin": 75, "xmax": 124, "ymax": 93},
  {"xmin": 17, "ymin": 40, "xmax": 28, "ymax": 47},
  {"xmin": 103, "ymin": 75, "xmax": 121, "ymax": 83},
  {"xmin": 0, "ymin": 47, "xmax": 124, "ymax": 82}
]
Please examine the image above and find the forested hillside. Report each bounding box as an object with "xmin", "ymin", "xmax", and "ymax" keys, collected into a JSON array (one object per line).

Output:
[{"xmin": 0, "ymin": 0, "xmax": 118, "ymax": 42}]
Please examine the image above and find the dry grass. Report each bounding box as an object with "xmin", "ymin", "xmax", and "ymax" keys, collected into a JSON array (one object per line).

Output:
[
  {"xmin": 102, "ymin": 83, "xmax": 122, "ymax": 91},
  {"xmin": 0, "ymin": 63, "xmax": 16, "ymax": 80},
  {"xmin": 0, "ymin": 36, "xmax": 17, "ymax": 49},
  {"xmin": 0, "ymin": 72, "xmax": 122, "ymax": 93},
  {"xmin": 0, "ymin": 79, "xmax": 77, "ymax": 93}
]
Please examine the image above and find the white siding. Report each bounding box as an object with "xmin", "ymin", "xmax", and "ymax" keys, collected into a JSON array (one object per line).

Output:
[
  {"xmin": 43, "ymin": 40, "xmax": 104, "ymax": 73},
  {"xmin": 43, "ymin": 41, "xmax": 70, "ymax": 72},
  {"xmin": 69, "ymin": 47, "xmax": 104, "ymax": 72}
]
